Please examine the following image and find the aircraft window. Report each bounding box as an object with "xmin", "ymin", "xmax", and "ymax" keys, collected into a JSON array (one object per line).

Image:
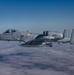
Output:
[
  {"xmin": 4, "ymin": 30, "xmax": 10, "ymax": 33},
  {"xmin": 4, "ymin": 29, "xmax": 16, "ymax": 33},
  {"xmin": 11, "ymin": 30, "xmax": 16, "ymax": 33}
]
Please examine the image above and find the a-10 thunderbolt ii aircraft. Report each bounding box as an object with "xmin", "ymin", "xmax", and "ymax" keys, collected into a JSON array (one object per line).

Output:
[{"xmin": 0, "ymin": 29, "xmax": 74, "ymax": 47}]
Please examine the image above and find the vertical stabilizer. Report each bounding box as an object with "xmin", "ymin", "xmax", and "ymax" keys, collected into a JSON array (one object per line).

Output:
[
  {"xmin": 63, "ymin": 29, "xmax": 70, "ymax": 38},
  {"xmin": 70, "ymin": 29, "xmax": 74, "ymax": 44}
]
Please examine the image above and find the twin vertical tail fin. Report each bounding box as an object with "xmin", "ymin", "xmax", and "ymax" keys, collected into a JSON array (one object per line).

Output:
[
  {"xmin": 70, "ymin": 29, "xmax": 74, "ymax": 44},
  {"xmin": 63, "ymin": 29, "xmax": 74, "ymax": 44},
  {"xmin": 63, "ymin": 29, "xmax": 70, "ymax": 38}
]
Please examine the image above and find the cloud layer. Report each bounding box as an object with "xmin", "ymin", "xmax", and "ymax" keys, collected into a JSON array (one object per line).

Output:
[{"xmin": 0, "ymin": 41, "xmax": 74, "ymax": 75}]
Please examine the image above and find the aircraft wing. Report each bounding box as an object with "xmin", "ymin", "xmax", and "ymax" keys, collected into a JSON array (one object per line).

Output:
[
  {"xmin": 58, "ymin": 38, "xmax": 70, "ymax": 43},
  {"xmin": 22, "ymin": 32, "xmax": 38, "ymax": 42},
  {"xmin": 20, "ymin": 36, "xmax": 53, "ymax": 47}
]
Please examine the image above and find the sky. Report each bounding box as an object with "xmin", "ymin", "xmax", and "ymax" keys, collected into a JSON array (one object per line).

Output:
[{"xmin": 0, "ymin": 0, "xmax": 74, "ymax": 33}]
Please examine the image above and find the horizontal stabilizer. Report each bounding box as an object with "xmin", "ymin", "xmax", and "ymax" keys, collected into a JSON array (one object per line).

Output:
[{"xmin": 58, "ymin": 38, "xmax": 70, "ymax": 43}]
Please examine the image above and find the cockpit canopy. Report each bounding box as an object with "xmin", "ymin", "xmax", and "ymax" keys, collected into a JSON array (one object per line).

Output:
[{"xmin": 4, "ymin": 29, "xmax": 17, "ymax": 33}]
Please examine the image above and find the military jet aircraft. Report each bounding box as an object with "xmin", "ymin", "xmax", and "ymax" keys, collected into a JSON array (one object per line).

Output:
[
  {"xmin": 0, "ymin": 29, "xmax": 26, "ymax": 42},
  {"xmin": 0, "ymin": 29, "xmax": 74, "ymax": 47},
  {"xmin": 20, "ymin": 29, "xmax": 74, "ymax": 47}
]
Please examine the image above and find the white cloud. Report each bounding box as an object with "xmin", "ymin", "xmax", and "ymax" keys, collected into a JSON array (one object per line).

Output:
[{"xmin": 0, "ymin": 41, "xmax": 74, "ymax": 75}]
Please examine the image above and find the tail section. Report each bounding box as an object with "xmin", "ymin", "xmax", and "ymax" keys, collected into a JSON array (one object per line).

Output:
[
  {"xmin": 58, "ymin": 29, "xmax": 70, "ymax": 43},
  {"xmin": 63, "ymin": 29, "xmax": 70, "ymax": 38},
  {"xmin": 70, "ymin": 29, "xmax": 74, "ymax": 44}
]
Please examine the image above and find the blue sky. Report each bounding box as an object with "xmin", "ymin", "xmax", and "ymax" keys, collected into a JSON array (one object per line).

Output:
[{"xmin": 0, "ymin": 0, "xmax": 74, "ymax": 33}]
